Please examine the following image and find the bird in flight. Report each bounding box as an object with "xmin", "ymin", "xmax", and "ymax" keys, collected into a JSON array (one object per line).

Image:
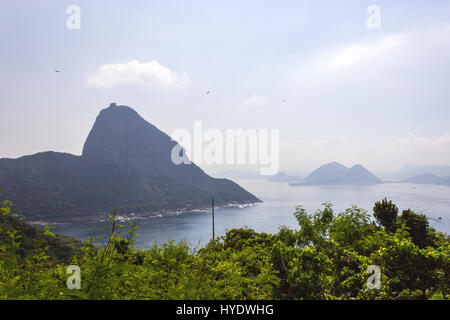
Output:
[
  {"xmin": 54, "ymin": 69, "xmax": 61, "ymax": 73},
  {"xmin": 206, "ymin": 90, "xmax": 210, "ymax": 94}
]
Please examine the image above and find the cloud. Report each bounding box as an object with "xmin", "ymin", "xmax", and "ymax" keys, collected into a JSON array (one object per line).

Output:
[
  {"xmin": 279, "ymin": 22, "xmax": 450, "ymax": 149},
  {"xmin": 240, "ymin": 94, "xmax": 267, "ymax": 107},
  {"xmin": 287, "ymin": 23, "xmax": 450, "ymax": 95},
  {"xmin": 368, "ymin": 133, "xmax": 450, "ymax": 169},
  {"xmin": 86, "ymin": 60, "xmax": 190, "ymax": 89},
  {"xmin": 288, "ymin": 32, "xmax": 408, "ymax": 86},
  {"xmin": 313, "ymin": 34, "xmax": 407, "ymax": 75}
]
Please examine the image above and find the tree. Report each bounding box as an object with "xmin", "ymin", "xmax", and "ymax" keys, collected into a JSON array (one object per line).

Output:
[
  {"xmin": 1, "ymin": 194, "xmax": 449, "ymax": 300},
  {"xmin": 373, "ymin": 198, "xmax": 398, "ymax": 232},
  {"xmin": 400, "ymin": 209, "xmax": 431, "ymax": 248}
]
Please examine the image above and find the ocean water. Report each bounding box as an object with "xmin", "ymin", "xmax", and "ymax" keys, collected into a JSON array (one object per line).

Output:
[{"xmin": 51, "ymin": 179, "xmax": 450, "ymax": 249}]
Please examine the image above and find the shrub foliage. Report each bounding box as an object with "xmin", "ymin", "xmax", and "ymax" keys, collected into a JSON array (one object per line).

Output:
[{"xmin": 0, "ymin": 194, "xmax": 448, "ymax": 300}]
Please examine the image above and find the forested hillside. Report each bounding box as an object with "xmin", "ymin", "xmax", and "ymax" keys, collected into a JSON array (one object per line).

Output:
[
  {"xmin": 0, "ymin": 104, "xmax": 260, "ymax": 221},
  {"xmin": 1, "ymin": 194, "xmax": 448, "ymax": 300}
]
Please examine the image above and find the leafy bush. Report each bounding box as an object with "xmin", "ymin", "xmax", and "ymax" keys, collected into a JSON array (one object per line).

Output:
[{"xmin": 0, "ymin": 194, "xmax": 448, "ymax": 300}]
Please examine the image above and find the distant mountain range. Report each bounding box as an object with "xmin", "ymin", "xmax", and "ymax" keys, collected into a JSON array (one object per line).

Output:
[
  {"xmin": 379, "ymin": 164, "xmax": 450, "ymax": 186},
  {"xmin": 383, "ymin": 164, "xmax": 450, "ymax": 181},
  {"xmin": 402, "ymin": 173, "xmax": 450, "ymax": 186},
  {"xmin": 282, "ymin": 162, "xmax": 450, "ymax": 187},
  {"xmin": 0, "ymin": 103, "xmax": 260, "ymax": 222},
  {"xmin": 290, "ymin": 162, "xmax": 382, "ymax": 186}
]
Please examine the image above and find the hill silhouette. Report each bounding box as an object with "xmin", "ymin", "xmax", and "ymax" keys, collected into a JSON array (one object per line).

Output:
[
  {"xmin": 291, "ymin": 162, "xmax": 382, "ymax": 186},
  {"xmin": 0, "ymin": 103, "xmax": 260, "ymax": 221},
  {"xmin": 402, "ymin": 172, "xmax": 450, "ymax": 186}
]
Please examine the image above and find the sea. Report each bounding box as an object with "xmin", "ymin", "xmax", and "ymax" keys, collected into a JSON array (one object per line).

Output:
[{"xmin": 51, "ymin": 179, "xmax": 450, "ymax": 249}]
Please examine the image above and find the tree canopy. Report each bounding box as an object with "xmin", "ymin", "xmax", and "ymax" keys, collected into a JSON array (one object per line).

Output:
[{"xmin": 0, "ymin": 194, "xmax": 449, "ymax": 300}]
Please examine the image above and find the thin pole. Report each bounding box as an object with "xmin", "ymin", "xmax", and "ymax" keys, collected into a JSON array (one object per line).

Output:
[{"xmin": 212, "ymin": 197, "xmax": 215, "ymax": 240}]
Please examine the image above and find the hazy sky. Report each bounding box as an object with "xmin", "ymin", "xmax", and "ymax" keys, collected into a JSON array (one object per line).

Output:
[{"xmin": 1, "ymin": 0, "xmax": 450, "ymax": 175}]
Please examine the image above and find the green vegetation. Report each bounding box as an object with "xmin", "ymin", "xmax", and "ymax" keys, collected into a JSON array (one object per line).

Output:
[
  {"xmin": 0, "ymin": 196, "xmax": 83, "ymax": 263},
  {"xmin": 0, "ymin": 194, "xmax": 448, "ymax": 300}
]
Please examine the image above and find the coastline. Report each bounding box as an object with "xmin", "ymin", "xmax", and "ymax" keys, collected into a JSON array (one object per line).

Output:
[{"xmin": 26, "ymin": 200, "xmax": 263, "ymax": 226}]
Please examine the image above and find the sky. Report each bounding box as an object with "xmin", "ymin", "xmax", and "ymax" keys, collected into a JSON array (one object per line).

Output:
[{"xmin": 1, "ymin": 0, "xmax": 450, "ymax": 176}]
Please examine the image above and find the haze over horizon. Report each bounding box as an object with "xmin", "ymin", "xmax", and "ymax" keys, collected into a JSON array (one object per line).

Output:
[{"xmin": 1, "ymin": 0, "xmax": 450, "ymax": 175}]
